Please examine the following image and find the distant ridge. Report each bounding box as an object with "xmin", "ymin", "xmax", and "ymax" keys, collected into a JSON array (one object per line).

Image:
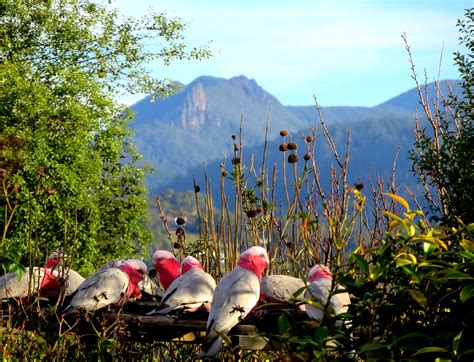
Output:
[{"xmin": 128, "ymin": 76, "xmax": 462, "ymax": 194}]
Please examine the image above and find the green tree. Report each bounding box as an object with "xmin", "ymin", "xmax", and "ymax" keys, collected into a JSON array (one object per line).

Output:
[
  {"xmin": 408, "ymin": 8, "xmax": 473, "ymax": 225},
  {"xmin": 0, "ymin": 0, "xmax": 211, "ymax": 274}
]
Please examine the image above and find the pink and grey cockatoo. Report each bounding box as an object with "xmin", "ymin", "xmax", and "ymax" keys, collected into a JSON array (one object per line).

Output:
[
  {"xmin": 96, "ymin": 258, "xmax": 160, "ymax": 297},
  {"xmin": 148, "ymin": 255, "xmax": 216, "ymax": 315},
  {"xmin": 65, "ymin": 259, "xmax": 148, "ymax": 312},
  {"xmin": 199, "ymin": 246, "xmax": 269, "ymax": 357},
  {"xmin": 260, "ymin": 274, "xmax": 306, "ymax": 310},
  {"xmin": 0, "ymin": 250, "xmax": 84, "ymax": 300},
  {"xmin": 305, "ymin": 264, "xmax": 351, "ymax": 327},
  {"xmin": 152, "ymin": 250, "xmax": 181, "ymax": 291}
]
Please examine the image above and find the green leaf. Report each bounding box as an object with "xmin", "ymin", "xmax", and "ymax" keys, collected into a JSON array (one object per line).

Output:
[
  {"xmin": 412, "ymin": 347, "xmax": 449, "ymax": 356},
  {"xmin": 350, "ymin": 252, "xmax": 369, "ymax": 274},
  {"xmin": 359, "ymin": 343, "xmax": 388, "ymax": 353},
  {"xmin": 278, "ymin": 314, "xmax": 289, "ymax": 334},
  {"xmin": 313, "ymin": 326, "xmax": 329, "ymax": 344},
  {"xmin": 452, "ymin": 330, "xmax": 462, "ymax": 355},
  {"xmin": 460, "ymin": 284, "xmax": 474, "ymax": 303},
  {"xmin": 443, "ymin": 271, "xmax": 473, "ymax": 280},
  {"xmin": 407, "ymin": 289, "xmax": 427, "ymax": 308},
  {"xmin": 394, "ymin": 332, "xmax": 427, "ymax": 343},
  {"xmin": 423, "ymin": 241, "xmax": 436, "ymax": 255},
  {"xmin": 396, "ymin": 252, "xmax": 417, "ymax": 267}
]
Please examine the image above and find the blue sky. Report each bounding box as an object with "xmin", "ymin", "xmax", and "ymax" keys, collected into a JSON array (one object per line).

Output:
[{"xmin": 111, "ymin": 0, "xmax": 471, "ymax": 107}]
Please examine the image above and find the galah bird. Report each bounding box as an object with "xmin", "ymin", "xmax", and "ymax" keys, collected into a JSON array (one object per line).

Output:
[
  {"xmin": 260, "ymin": 274, "xmax": 306, "ymax": 310},
  {"xmin": 305, "ymin": 264, "xmax": 351, "ymax": 327},
  {"xmin": 152, "ymin": 250, "xmax": 181, "ymax": 291},
  {"xmin": 199, "ymin": 246, "xmax": 269, "ymax": 358},
  {"xmin": 148, "ymin": 255, "xmax": 216, "ymax": 315},
  {"xmin": 0, "ymin": 251, "xmax": 83, "ymax": 299},
  {"xmin": 96, "ymin": 258, "xmax": 161, "ymax": 297},
  {"xmin": 65, "ymin": 259, "xmax": 148, "ymax": 312}
]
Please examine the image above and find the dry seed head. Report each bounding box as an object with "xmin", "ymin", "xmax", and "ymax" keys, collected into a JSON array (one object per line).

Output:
[
  {"xmin": 280, "ymin": 130, "xmax": 288, "ymax": 137},
  {"xmin": 176, "ymin": 227, "xmax": 185, "ymax": 236},
  {"xmin": 305, "ymin": 135, "xmax": 314, "ymax": 143},
  {"xmin": 287, "ymin": 142, "xmax": 297, "ymax": 150},
  {"xmin": 221, "ymin": 169, "xmax": 228, "ymax": 177},
  {"xmin": 194, "ymin": 185, "xmax": 200, "ymax": 193},
  {"xmin": 231, "ymin": 157, "xmax": 241, "ymax": 165},
  {"xmin": 176, "ymin": 217, "xmax": 186, "ymax": 225},
  {"xmin": 303, "ymin": 152, "xmax": 311, "ymax": 161},
  {"xmin": 231, "ymin": 134, "xmax": 237, "ymax": 140},
  {"xmin": 279, "ymin": 143, "xmax": 288, "ymax": 152},
  {"xmin": 245, "ymin": 209, "xmax": 258, "ymax": 218},
  {"xmin": 288, "ymin": 154, "xmax": 299, "ymax": 164},
  {"xmin": 355, "ymin": 182, "xmax": 364, "ymax": 191}
]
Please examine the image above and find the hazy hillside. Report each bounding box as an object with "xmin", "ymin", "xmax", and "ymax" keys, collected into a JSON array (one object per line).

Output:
[
  {"xmin": 129, "ymin": 76, "xmax": 461, "ymax": 196},
  {"xmin": 130, "ymin": 75, "xmax": 309, "ymax": 189}
]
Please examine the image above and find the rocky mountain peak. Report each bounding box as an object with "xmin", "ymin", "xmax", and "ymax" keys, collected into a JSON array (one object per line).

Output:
[{"xmin": 180, "ymin": 82, "xmax": 211, "ymax": 129}]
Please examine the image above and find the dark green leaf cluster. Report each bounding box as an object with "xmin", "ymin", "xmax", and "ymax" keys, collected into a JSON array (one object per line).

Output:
[
  {"xmin": 344, "ymin": 209, "xmax": 474, "ymax": 360},
  {"xmin": 0, "ymin": 1, "xmax": 210, "ymax": 274}
]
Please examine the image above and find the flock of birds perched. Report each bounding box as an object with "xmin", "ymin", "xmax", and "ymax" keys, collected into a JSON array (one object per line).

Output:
[{"xmin": 0, "ymin": 246, "xmax": 351, "ymax": 357}]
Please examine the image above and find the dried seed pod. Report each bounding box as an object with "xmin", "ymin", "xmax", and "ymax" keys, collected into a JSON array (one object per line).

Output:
[
  {"xmin": 194, "ymin": 185, "xmax": 201, "ymax": 193},
  {"xmin": 287, "ymin": 142, "xmax": 297, "ymax": 150},
  {"xmin": 280, "ymin": 130, "xmax": 288, "ymax": 137},
  {"xmin": 288, "ymin": 154, "xmax": 299, "ymax": 163},
  {"xmin": 176, "ymin": 227, "xmax": 185, "ymax": 237},
  {"xmin": 231, "ymin": 134, "xmax": 237, "ymax": 140},
  {"xmin": 231, "ymin": 157, "xmax": 241, "ymax": 165},
  {"xmin": 305, "ymin": 135, "xmax": 314, "ymax": 143},
  {"xmin": 245, "ymin": 209, "xmax": 258, "ymax": 218},
  {"xmin": 355, "ymin": 182, "xmax": 364, "ymax": 191},
  {"xmin": 175, "ymin": 217, "xmax": 186, "ymax": 226},
  {"xmin": 173, "ymin": 242, "xmax": 181, "ymax": 249},
  {"xmin": 303, "ymin": 152, "xmax": 311, "ymax": 161},
  {"xmin": 279, "ymin": 143, "xmax": 288, "ymax": 152},
  {"xmin": 221, "ymin": 169, "xmax": 228, "ymax": 177}
]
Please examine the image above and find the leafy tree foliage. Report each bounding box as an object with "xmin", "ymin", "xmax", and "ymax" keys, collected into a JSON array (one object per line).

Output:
[
  {"xmin": 0, "ymin": 0, "xmax": 210, "ymax": 274},
  {"xmin": 409, "ymin": 8, "xmax": 473, "ymax": 225}
]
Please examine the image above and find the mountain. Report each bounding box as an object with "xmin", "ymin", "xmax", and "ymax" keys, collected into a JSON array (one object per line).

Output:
[
  {"xmin": 129, "ymin": 76, "xmax": 462, "ymax": 196},
  {"xmin": 130, "ymin": 75, "xmax": 310, "ymax": 189}
]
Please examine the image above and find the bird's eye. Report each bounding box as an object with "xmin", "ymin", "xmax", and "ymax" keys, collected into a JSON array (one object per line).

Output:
[{"xmin": 259, "ymin": 253, "xmax": 266, "ymax": 258}]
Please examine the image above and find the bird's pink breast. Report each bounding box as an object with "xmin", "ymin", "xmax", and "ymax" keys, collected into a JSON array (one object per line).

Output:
[{"xmin": 155, "ymin": 259, "xmax": 181, "ymax": 290}]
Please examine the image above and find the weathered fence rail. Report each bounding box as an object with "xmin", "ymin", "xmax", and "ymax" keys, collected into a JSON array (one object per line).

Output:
[{"xmin": 2, "ymin": 298, "xmax": 307, "ymax": 351}]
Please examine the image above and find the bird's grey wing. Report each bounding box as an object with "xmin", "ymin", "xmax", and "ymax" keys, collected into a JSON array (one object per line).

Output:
[
  {"xmin": 261, "ymin": 275, "xmax": 306, "ymax": 300},
  {"xmin": 162, "ymin": 269, "xmax": 216, "ymax": 309},
  {"xmin": 330, "ymin": 284, "xmax": 351, "ymax": 315},
  {"xmin": 63, "ymin": 268, "xmax": 85, "ymax": 296},
  {"xmin": 0, "ymin": 267, "xmax": 44, "ymax": 299},
  {"xmin": 305, "ymin": 279, "xmax": 331, "ymax": 321},
  {"xmin": 69, "ymin": 268, "xmax": 128, "ymax": 311},
  {"xmin": 207, "ymin": 268, "xmax": 260, "ymax": 336}
]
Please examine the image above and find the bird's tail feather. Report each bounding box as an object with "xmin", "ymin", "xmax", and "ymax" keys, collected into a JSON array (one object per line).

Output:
[{"xmin": 199, "ymin": 336, "xmax": 222, "ymax": 358}]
